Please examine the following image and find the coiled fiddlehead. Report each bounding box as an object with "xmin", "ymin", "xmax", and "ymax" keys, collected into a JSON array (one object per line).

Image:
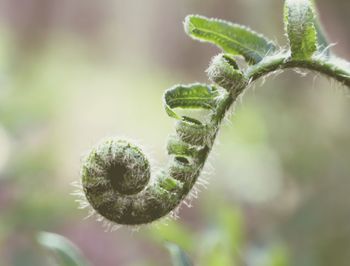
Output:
[{"xmin": 78, "ymin": 0, "xmax": 350, "ymax": 226}]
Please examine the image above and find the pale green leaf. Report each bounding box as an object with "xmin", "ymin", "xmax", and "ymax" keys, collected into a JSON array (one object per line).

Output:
[
  {"xmin": 284, "ymin": 0, "xmax": 317, "ymax": 60},
  {"xmin": 37, "ymin": 232, "xmax": 89, "ymax": 266},
  {"xmin": 164, "ymin": 83, "xmax": 219, "ymax": 120},
  {"xmin": 314, "ymin": 20, "xmax": 329, "ymax": 54},
  {"xmin": 165, "ymin": 242, "xmax": 193, "ymax": 266},
  {"xmin": 310, "ymin": 0, "xmax": 330, "ymax": 55},
  {"xmin": 184, "ymin": 15, "xmax": 277, "ymax": 64}
]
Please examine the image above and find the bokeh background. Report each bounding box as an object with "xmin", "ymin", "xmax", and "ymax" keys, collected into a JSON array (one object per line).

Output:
[{"xmin": 0, "ymin": 0, "xmax": 350, "ymax": 265}]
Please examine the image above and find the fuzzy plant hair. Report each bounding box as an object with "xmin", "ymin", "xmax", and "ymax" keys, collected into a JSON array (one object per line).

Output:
[{"xmin": 77, "ymin": 0, "xmax": 350, "ymax": 226}]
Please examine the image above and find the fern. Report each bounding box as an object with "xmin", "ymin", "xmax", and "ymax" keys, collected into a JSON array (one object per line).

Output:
[{"xmin": 76, "ymin": 0, "xmax": 350, "ymax": 226}]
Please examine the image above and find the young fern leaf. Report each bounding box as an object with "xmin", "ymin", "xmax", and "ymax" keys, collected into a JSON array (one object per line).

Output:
[
  {"xmin": 184, "ymin": 15, "xmax": 277, "ymax": 64},
  {"xmin": 207, "ymin": 53, "xmax": 245, "ymax": 93},
  {"xmin": 284, "ymin": 0, "xmax": 318, "ymax": 60},
  {"xmin": 164, "ymin": 83, "xmax": 220, "ymax": 120}
]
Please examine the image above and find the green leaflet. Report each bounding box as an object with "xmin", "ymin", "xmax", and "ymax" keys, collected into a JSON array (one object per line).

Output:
[
  {"xmin": 167, "ymin": 136, "xmax": 207, "ymax": 162},
  {"xmin": 164, "ymin": 83, "xmax": 220, "ymax": 120},
  {"xmin": 284, "ymin": 0, "xmax": 317, "ymax": 60},
  {"xmin": 184, "ymin": 15, "xmax": 277, "ymax": 64},
  {"xmin": 159, "ymin": 176, "xmax": 183, "ymax": 191},
  {"xmin": 175, "ymin": 120, "xmax": 215, "ymax": 146},
  {"xmin": 207, "ymin": 53, "xmax": 245, "ymax": 92},
  {"xmin": 167, "ymin": 137, "xmax": 197, "ymax": 157}
]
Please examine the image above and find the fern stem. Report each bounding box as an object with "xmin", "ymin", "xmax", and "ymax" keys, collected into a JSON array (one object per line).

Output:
[{"xmin": 246, "ymin": 54, "xmax": 350, "ymax": 87}]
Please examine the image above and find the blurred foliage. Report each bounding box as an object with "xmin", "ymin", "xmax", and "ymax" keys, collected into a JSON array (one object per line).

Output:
[
  {"xmin": 37, "ymin": 232, "xmax": 90, "ymax": 266},
  {"xmin": 0, "ymin": 0, "xmax": 349, "ymax": 265},
  {"xmin": 165, "ymin": 242, "xmax": 192, "ymax": 266}
]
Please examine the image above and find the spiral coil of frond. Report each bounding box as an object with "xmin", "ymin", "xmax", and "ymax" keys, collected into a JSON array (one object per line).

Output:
[{"xmin": 81, "ymin": 57, "xmax": 245, "ymax": 225}]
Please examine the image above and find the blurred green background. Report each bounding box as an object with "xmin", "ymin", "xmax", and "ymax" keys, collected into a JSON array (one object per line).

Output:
[{"xmin": 0, "ymin": 0, "xmax": 349, "ymax": 265}]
